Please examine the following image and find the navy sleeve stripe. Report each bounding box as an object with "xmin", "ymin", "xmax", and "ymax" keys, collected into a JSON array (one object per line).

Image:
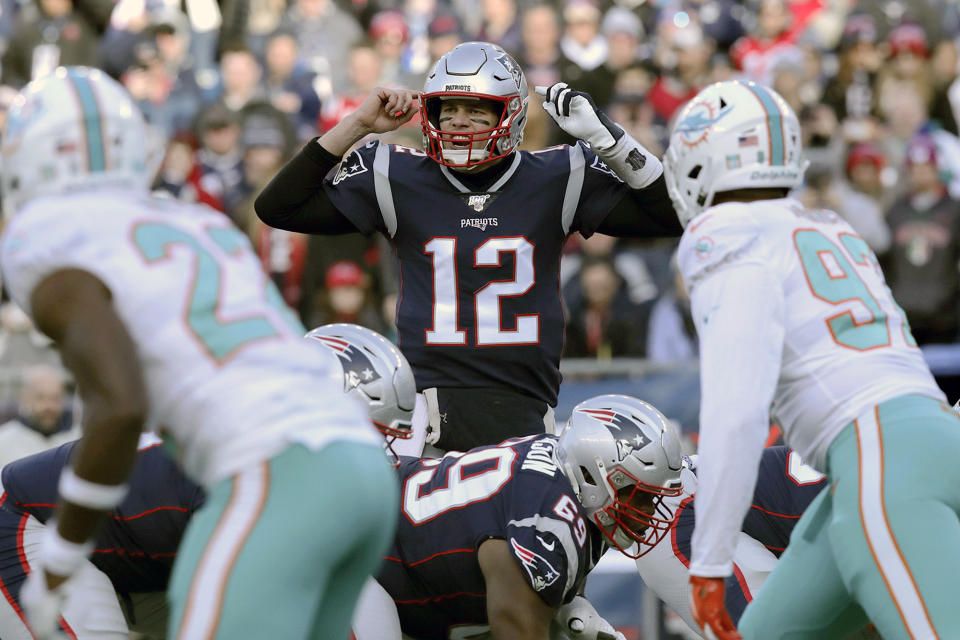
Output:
[
  {"xmin": 113, "ymin": 505, "xmax": 191, "ymax": 521},
  {"xmin": 750, "ymin": 503, "xmax": 804, "ymax": 519},
  {"xmin": 394, "ymin": 592, "xmax": 486, "ymax": 605},
  {"xmin": 408, "ymin": 548, "xmax": 476, "ymax": 567},
  {"xmin": 14, "ymin": 501, "xmax": 57, "ymax": 509}
]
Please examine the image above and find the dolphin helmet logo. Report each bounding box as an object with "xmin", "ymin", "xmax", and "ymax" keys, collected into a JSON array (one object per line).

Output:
[{"xmin": 675, "ymin": 99, "xmax": 733, "ymax": 148}]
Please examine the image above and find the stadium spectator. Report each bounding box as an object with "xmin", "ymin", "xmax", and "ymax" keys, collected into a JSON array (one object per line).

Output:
[
  {"xmin": 648, "ymin": 19, "xmax": 712, "ymax": 126},
  {"xmin": 559, "ymin": 0, "xmax": 614, "ymax": 108},
  {"xmin": 214, "ymin": 42, "xmax": 266, "ymax": 114},
  {"xmin": 728, "ymin": 0, "xmax": 806, "ymax": 86},
  {"xmin": 646, "ymin": 255, "xmax": 697, "ymax": 363},
  {"xmin": 262, "ymin": 29, "xmax": 321, "ymax": 140},
  {"xmin": 845, "ymin": 141, "xmax": 894, "ymax": 211},
  {"xmin": 1, "ymin": 0, "xmax": 104, "ymax": 87},
  {"xmin": 516, "ymin": 4, "xmax": 562, "ymax": 91},
  {"xmin": 563, "ymin": 254, "xmax": 649, "ymax": 359},
  {"xmin": 319, "ymin": 42, "xmax": 387, "ymax": 135},
  {"xmin": 0, "ymin": 364, "xmax": 76, "ymax": 469},
  {"xmin": 882, "ymin": 134, "xmax": 960, "ymax": 345},
  {"xmin": 820, "ymin": 13, "xmax": 880, "ymax": 127},
  {"xmin": 369, "ymin": 10, "xmax": 410, "ymax": 87},
  {"xmin": 190, "ymin": 101, "xmax": 245, "ymax": 214},
  {"xmin": 312, "ymin": 260, "xmax": 388, "ymax": 333},
  {"xmin": 474, "ymin": 0, "xmax": 522, "ymax": 56},
  {"xmin": 278, "ymin": 0, "xmax": 363, "ymax": 96}
]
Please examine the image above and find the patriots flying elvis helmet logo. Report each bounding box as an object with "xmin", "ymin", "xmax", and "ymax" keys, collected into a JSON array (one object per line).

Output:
[
  {"xmin": 675, "ymin": 98, "xmax": 733, "ymax": 148},
  {"xmin": 579, "ymin": 408, "xmax": 653, "ymax": 462},
  {"xmin": 313, "ymin": 336, "xmax": 381, "ymax": 391}
]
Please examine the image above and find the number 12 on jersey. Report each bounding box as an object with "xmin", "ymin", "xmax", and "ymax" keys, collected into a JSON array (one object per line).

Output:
[{"xmin": 424, "ymin": 236, "xmax": 538, "ymax": 346}]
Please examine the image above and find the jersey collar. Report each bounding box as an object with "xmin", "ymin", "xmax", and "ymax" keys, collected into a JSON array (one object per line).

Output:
[{"xmin": 439, "ymin": 152, "xmax": 522, "ymax": 194}]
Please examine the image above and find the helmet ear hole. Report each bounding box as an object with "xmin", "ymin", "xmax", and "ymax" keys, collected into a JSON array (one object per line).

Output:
[{"xmin": 580, "ymin": 466, "xmax": 597, "ymax": 486}]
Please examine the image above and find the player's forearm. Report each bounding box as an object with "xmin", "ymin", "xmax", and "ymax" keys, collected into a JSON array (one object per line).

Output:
[
  {"xmin": 317, "ymin": 113, "xmax": 373, "ymax": 157},
  {"xmin": 596, "ymin": 174, "xmax": 683, "ymax": 237},
  {"xmin": 488, "ymin": 613, "xmax": 550, "ymax": 640},
  {"xmin": 254, "ymin": 141, "xmax": 358, "ymax": 234}
]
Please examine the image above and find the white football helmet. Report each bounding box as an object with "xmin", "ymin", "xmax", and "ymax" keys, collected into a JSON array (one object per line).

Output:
[
  {"xmin": 663, "ymin": 80, "xmax": 808, "ymax": 227},
  {"xmin": 305, "ymin": 324, "xmax": 415, "ymax": 454},
  {"xmin": 557, "ymin": 394, "xmax": 683, "ymax": 558},
  {"xmin": 420, "ymin": 41, "xmax": 528, "ymax": 169},
  {"xmin": 1, "ymin": 66, "xmax": 155, "ymax": 217}
]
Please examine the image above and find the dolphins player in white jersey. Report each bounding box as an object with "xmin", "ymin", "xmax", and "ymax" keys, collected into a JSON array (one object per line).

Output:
[
  {"xmin": 0, "ymin": 67, "xmax": 398, "ymax": 640},
  {"xmin": 661, "ymin": 80, "xmax": 960, "ymax": 639}
]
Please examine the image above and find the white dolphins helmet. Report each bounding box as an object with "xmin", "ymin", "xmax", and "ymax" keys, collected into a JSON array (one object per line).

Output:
[
  {"xmin": 663, "ymin": 80, "xmax": 808, "ymax": 228},
  {"xmin": 556, "ymin": 394, "xmax": 683, "ymax": 558},
  {"xmin": 305, "ymin": 323, "xmax": 415, "ymax": 456},
  {"xmin": 420, "ymin": 41, "xmax": 529, "ymax": 169},
  {"xmin": 1, "ymin": 66, "xmax": 155, "ymax": 217}
]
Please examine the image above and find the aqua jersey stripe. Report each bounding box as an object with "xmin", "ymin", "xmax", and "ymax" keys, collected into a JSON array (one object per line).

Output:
[
  {"xmin": 66, "ymin": 70, "xmax": 106, "ymax": 173},
  {"xmin": 744, "ymin": 83, "xmax": 784, "ymax": 166}
]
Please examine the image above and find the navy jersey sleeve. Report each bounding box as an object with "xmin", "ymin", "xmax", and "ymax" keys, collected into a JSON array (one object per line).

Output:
[
  {"xmin": 570, "ymin": 142, "xmax": 630, "ymax": 238},
  {"xmin": 322, "ymin": 140, "xmax": 386, "ymax": 236},
  {"xmin": 502, "ymin": 439, "xmax": 598, "ymax": 608},
  {"xmin": 742, "ymin": 446, "xmax": 826, "ymax": 557},
  {"xmin": 1, "ymin": 441, "xmax": 76, "ymax": 521}
]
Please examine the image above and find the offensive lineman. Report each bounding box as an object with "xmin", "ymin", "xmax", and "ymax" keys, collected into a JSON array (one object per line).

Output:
[
  {"xmin": 0, "ymin": 68, "xmax": 396, "ymax": 639},
  {"xmin": 663, "ymin": 80, "xmax": 960, "ymax": 639}
]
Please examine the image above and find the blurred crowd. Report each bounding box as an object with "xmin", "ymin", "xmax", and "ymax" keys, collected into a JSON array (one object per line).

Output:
[{"xmin": 0, "ymin": 0, "xmax": 959, "ymax": 396}]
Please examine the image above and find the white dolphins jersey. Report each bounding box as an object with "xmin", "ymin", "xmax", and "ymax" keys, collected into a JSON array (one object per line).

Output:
[
  {"xmin": 0, "ymin": 190, "xmax": 378, "ymax": 487},
  {"xmin": 678, "ymin": 198, "xmax": 943, "ymax": 469}
]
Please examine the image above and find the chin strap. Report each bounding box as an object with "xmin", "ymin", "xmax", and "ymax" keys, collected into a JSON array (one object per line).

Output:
[{"xmin": 594, "ymin": 130, "xmax": 663, "ymax": 190}]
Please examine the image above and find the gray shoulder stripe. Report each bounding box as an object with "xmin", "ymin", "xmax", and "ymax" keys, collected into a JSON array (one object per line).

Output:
[
  {"xmin": 373, "ymin": 143, "xmax": 398, "ymax": 238},
  {"xmin": 561, "ymin": 144, "xmax": 585, "ymax": 235},
  {"xmin": 507, "ymin": 515, "xmax": 580, "ymax": 597}
]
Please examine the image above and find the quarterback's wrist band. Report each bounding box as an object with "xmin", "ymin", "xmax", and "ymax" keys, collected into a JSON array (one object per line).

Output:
[
  {"xmin": 41, "ymin": 523, "xmax": 95, "ymax": 578},
  {"xmin": 595, "ymin": 130, "xmax": 663, "ymax": 189},
  {"xmin": 58, "ymin": 467, "xmax": 128, "ymax": 510}
]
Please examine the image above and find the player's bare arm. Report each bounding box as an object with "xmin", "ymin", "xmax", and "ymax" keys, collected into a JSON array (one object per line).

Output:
[
  {"xmin": 29, "ymin": 268, "xmax": 147, "ymax": 588},
  {"xmin": 478, "ymin": 538, "xmax": 554, "ymax": 640},
  {"xmin": 318, "ymin": 87, "xmax": 420, "ymax": 157}
]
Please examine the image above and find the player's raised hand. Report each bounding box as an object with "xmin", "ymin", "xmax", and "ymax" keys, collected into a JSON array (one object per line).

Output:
[
  {"xmin": 536, "ymin": 83, "xmax": 624, "ymax": 151},
  {"xmin": 351, "ymin": 87, "xmax": 420, "ymax": 134},
  {"xmin": 689, "ymin": 576, "xmax": 742, "ymax": 640}
]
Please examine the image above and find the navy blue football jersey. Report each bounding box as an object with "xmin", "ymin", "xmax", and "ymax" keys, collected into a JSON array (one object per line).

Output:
[
  {"xmin": 670, "ymin": 446, "xmax": 826, "ymax": 623},
  {"xmin": 0, "ymin": 437, "xmax": 204, "ymax": 593},
  {"xmin": 377, "ymin": 434, "xmax": 606, "ymax": 639},
  {"xmin": 324, "ymin": 141, "xmax": 628, "ymax": 406}
]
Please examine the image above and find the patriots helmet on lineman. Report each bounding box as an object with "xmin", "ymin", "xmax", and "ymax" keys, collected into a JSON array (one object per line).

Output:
[
  {"xmin": 1, "ymin": 66, "xmax": 159, "ymax": 217},
  {"xmin": 663, "ymin": 80, "xmax": 808, "ymax": 228},
  {"xmin": 556, "ymin": 394, "xmax": 684, "ymax": 558},
  {"xmin": 420, "ymin": 41, "xmax": 529, "ymax": 169},
  {"xmin": 305, "ymin": 323, "xmax": 415, "ymax": 455}
]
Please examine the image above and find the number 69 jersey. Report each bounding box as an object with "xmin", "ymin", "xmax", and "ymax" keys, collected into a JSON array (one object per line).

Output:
[
  {"xmin": 377, "ymin": 434, "xmax": 606, "ymax": 640},
  {"xmin": 677, "ymin": 198, "xmax": 944, "ymax": 469},
  {"xmin": 0, "ymin": 190, "xmax": 376, "ymax": 487}
]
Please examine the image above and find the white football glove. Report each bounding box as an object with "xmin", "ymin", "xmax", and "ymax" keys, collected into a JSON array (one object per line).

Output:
[
  {"xmin": 536, "ymin": 83, "xmax": 623, "ymax": 151},
  {"xmin": 551, "ymin": 595, "xmax": 627, "ymax": 640},
  {"xmin": 20, "ymin": 570, "xmax": 72, "ymax": 640},
  {"xmin": 536, "ymin": 83, "xmax": 662, "ymax": 189}
]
